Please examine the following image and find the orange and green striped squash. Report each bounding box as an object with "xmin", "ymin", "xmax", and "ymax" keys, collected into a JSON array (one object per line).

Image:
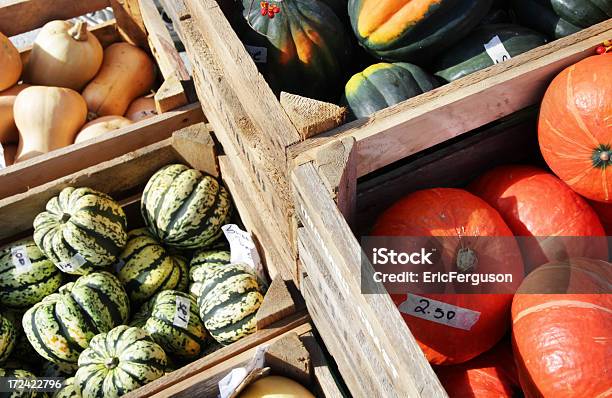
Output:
[
  {"xmin": 348, "ymin": 0, "xmax": 493, "ymax": 62},
  {"xmin": 240, "ymin": 0, "xmax": 352, "ymax": 101}
]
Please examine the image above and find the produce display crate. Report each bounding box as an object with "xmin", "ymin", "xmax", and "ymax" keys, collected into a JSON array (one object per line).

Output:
[
  {"xmin": 0, "ymin": 0, "xmax": 202, "ymax": 199},
  {"xmin": 289, "ymin": 42, "xmax": 610, "ymax": 398},
  {"xmin": 0, "ymin": 123, "xmax": 346, "ymax": 397},
  {"xmin": 160, "ymin": 0, "xmax": 612, "ymax": 282}
]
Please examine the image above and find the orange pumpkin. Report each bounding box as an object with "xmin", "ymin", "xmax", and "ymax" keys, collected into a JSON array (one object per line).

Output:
[
  {"xmin": 372, "ymin": 188, "xmax": 524, "ymax": 365},
  {"xmin": 470, "ymin": 165, "xmax": 608, "ymax": 271},
  {"xmin": 538, "ymin": 54, "xmax": 612, "ymax": 202},
  {"xmin": 512, "ymin": 258, "xmax": 612, "ymax": 398},
  {"xmin": 435, "ymin": 340, "xmax": 521, "ymax": 398},
  {"xmin": 588, "ymin": 199, "xmax": 612, "ymax": 235}
]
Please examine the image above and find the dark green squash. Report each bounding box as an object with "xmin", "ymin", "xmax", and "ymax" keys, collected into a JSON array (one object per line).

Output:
[
  {"xmin": 239, "ymin": 0, "xmax": 352, "ymax": 101},
  {"xmin": 511, "ymin": 0, "xmax": 584, "ymax": 38},
  {"xmin": 342, "ymin": 62, "xmax": 439, "ymax": 119},
  {"xmin": 348, "ymin": 0, "xmax": 493, "ymax": 62},
  {"xmin": 433, "ymin": 24, "xmax": 548, "ymax": 82}
]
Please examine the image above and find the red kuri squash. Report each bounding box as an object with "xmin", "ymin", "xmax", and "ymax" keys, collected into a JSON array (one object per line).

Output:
[
  {"xmin": 435, "ymin": 340, "xmax": 521, "ymax": 398},
  {"xmin": 470, "ymin": 165, "xmax": 608, "ymax": 271},
  {"xmin": 512, "ymin": 258, "xmax": 612, "ymax": 398},
  {"xmin": 372, "ymin": 188, "xmax": 524, "ymax": 365},
  {"xmin": 538, "ymin": 53, "xmax": 612, "ymax": 202}
]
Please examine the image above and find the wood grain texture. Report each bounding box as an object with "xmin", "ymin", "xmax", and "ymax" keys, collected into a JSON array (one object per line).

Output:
[
  {"xmin": 256, "ymin": 277, "xmax": 297, "ymax": 329},
  {"xmin": 292, "ymin": 164, "xmax": 447, "ymax": 398},
  {"xmin": 0, "ymin": 0, "xmax": 110, "ymax": 36},
  {"xmin": 110, "ymin": 0, "xmax": 148, "ymax": 47},
  {"xmin": 171, "ymin": 122, "xmax": 218, "ymax": 177},
  {"xmin": 280, "ymin": 92, "xmax": 347, "ymax": 140},
  {"xmin": 127, "ymin": 312, "xmax": 311, "ymax": 397},
  {"xmin": 0, "ymin": 103, "xmax": 203, "ymax": 200},
  {"xmin": 289, "ymin": 20, "xmax": 612, "ymax": 179},
  {"xmin": 166, "ymin": 7, "xmax": 298, "ymax": 276},
  {"xmin": 299, "ymin": 330, "xmax": 349, "ymax": 398}
]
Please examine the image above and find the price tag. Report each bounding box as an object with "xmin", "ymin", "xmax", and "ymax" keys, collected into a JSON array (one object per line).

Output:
[
  {"xmin": 245, "ymin": 45, "xmax": 267, "ymax": 64},
  {"xmin": 218, "ymin": 345, "xmax": 268, "ymax": 398},
  {"xmin": 484, "ymin": 35, "xmax": 511, "ymax": 64},
  {"xmin": 0, "ymin": 144, "xmax": 5, "ymax": 169},
  {"xmin": 173, "ymin": 295, "xmax": 191, "ymax": 328},
  {"xmin": 222, "ymin": 224, "xmax": 266, "ymax": 283},
  {"xmin": 398, "ymin": 293, "xmax": 481, "ymax": 331},
  {"xmin": 57, "ymin": 253, "xmax": 86, "ymax": 273},
  {"xmin": 11, "ymin": 245, "xmax": 32, "ymax": 275}
]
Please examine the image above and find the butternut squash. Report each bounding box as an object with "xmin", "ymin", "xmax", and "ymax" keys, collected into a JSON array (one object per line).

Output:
[
  {"xmin": 2, "ymin": 144, "xmax": 16, "ymax": 167},
  {"xmin": 14, "ymin": 86, "xmax": 87, "ymax": 162},
  {"xmin": 0, "ymin": 84, "xmax": 29, "ymax": 144},
  {"xmin": 0, "ymin": 31, "xmax": 22, "ymax": 91},
  {"xmin": 125, "ymin": 95, "xmax": 158, "ymax": 122},
  {"xmin": 82, "ymin": 43, "xmax": 156, "ymax": 118},
  {"xmin": 74, "ymin": 116, "xmax": 132, "ymax": 144},
  {"xmin": 24, "ymin": 20, "xmax": 103, "ymax": 91}
]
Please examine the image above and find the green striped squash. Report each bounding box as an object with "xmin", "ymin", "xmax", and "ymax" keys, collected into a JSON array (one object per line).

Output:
[
  {"xmin": 75, "ymin": 326, "xmax": 167, "ymax": 398},
  {"xmin": 198, "ymin": 264, "xmax": 265, "ymax": 345},
  {"xmin": 0, "ymin": 368, "xmax": 46, "ymax": 398},
  {"xmin": 52, "ymin": 377, "xmax": 79, "ymax": 398},
  {"xmin": 188, "ymin": 249, "xmax": 231, "ymax": 300},
  {"xmin": 141, "ymin": 165, "xmax": 232, "ymax": 250},
  {"xmin": 33, "ymin": 187, "xmax": 128, "ymax": 275},
  {"xmin": 0, "ymin": 239, "xmax": 63, "ymax": 309},
  {"xmin": 22, "ymin": 272, "xmax": 129, "ymax": 370},
  {"xmin": 131, "ymin": 290, "xmax": 208, "ymax": 359},
  {"xmin": 0, "ymin": 312, "xmax": 17, "ymax": 363},
  {"xmin": 117, "ymin": 228, "xmax": 188, "ymax": 305}
]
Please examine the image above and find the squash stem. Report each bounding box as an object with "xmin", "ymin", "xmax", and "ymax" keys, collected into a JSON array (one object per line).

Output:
[
  {"xmin": 60, "ymin": 213, "xmax": 71, "ymax": 223},
  {"xmin": 69, "ymin": 21, "xmax": 88, "ymax": 41},
  {"xmin": 105, "ymin": 357, "xmax": 119, "ymax": 370}
]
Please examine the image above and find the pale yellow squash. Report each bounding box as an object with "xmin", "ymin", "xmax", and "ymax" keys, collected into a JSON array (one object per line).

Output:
[
  {"xmin": 0, "ymin": 31, "xmax": 22, "ymax": 91},
  {"xmin": 125, "ymin": 95, "xmax": 158, "ymax": 122},
  {"xmin": 82, "ymin": 42, "xmax": 156, "ymax": 118},
  {"xmin": 24, "ymin": 20, "xmax": 103, "ymax": 91},
  {"xmin": 239, "ymin": 376, "xmax": 316, "ymax": 398},
  {"xmin": 14, "ymin": 86, "xmax": 87, "ymax": 162},
  {"xmin": 74, "ymin": 115, "xmax": 133, "ymax": 144},
  {"xmin": 0, "ymin": 83, "xmax": 30, "ymax": 144}
]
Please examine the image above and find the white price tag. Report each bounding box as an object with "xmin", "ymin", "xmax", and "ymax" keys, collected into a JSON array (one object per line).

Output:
[
  {"xmin": 11, "ymin": 245, "xmax": 32, "ymax": 275},
  {"xmin": 245, "ymin": 45, "xmax": 267, "ymax": 64},
  {"xmin": 218, "ymin": 345, "xmax": 268, "ymax": 398},
  {"xmin": 222, "ymin": 224, "xmax": 266, "ymax": 282},
  {"xmin": 484, "ymin": 35, "xmax": 511, "ymax": 65},
  {"xmin": 173, "ymin": 295, "xmax": 191, "ymax": 328},
  {"xmin": 0, "ymin": 144, "xmax": 5, "ymax": 169},
  {"xmin": 398, "ymin": 293, "xmax": 481, "ymax": 331},
  {"xmin": 57, "ymin": 253, "xmax": 87, "ymax": 273}
]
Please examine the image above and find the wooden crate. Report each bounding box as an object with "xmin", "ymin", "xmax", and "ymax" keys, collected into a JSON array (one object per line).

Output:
[
  {"xmin": 0, "ymin": 0, "xmax": 201, "ymax": 199},
  {"xmin": 160, "ymin": 0, "xmax": 612, "ymax": 282},
  {"xmin": 0, "ymin": 122, "xmax": 345, "ymax": 397}
]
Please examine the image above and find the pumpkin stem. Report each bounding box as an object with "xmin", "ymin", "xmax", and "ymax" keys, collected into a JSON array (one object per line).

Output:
[
  {"xmin": 105, "ymin": 357, "xmax": 119, "ymax": 370},
  {"xmin": 593, "ymin": 144, "xmax": 612, "ymax": 168},
  {"xmin": 69, "ymin": 21, "xmax": 88, "ymax": 41},
  {"xmin": 60, "ymin": 213, "xmax": 71, "ymax": 223},
  {"xmin": 601, "ymin": 152, "xmax": 610, "ymax": 162},
  {"xmin": 456, "ymin": 247, "xmax": 478, "ymax": 273}
]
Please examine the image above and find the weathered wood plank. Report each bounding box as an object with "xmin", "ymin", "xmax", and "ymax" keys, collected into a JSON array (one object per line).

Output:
[
  {"xmin": 0, "ymin": 0, "xmax": 110, "ymax": 37},
  {"xmin": 109, "ymin": 0, "xmax": 148, "ymax": 48},
  {"xmin": 292, "ymin": 163, "xmax": 447, "ymax": 398},
  {"xmin": 289, "ymin": 20, "xmax": 612, "ymax": 178},
  {"xmin": 0, "ymin": 103, "xmax": 203, "ymax": 200}
]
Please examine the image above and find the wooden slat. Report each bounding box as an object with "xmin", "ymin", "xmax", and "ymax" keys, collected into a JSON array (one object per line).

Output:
[
  {"xmin": 127, "ymin": 312, "xmax": 310, "ymax": 397},
  {"xmin": 292, "ymin": 163, "xmax": 447, "ymax": 398},
  {"xmin": 0, "ymin": 103, "xmax": 203, "ymax": 200},
  {"xmin": 0, "ymin": 0, "xmax": 110, "ymax": 36},
  {"xmin": 289, "ymin": 20, "xmax": 612, "ymax": 179},
  {"xmin": 161, "ymin": 2, "xmax": 298, "ymax": 277},
  {"xmin": 109, "ymin": 0, "xmax": 148, "ymax": 48},
  {"xmin": 138, "ymin": 0, "xmax": 189, "ymax": 112},
  {"xmin": 299, "ymin": 330, "xmax": 348, "ymax": 398}
]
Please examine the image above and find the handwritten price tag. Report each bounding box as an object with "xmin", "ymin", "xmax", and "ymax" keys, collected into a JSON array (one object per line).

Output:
[
  {"xmin": 484, "ymin": 35, "xmax": 512, "ymax": 64},
  {"xmin": 245, "ymin": 45, "xmax": 268, "ymax": 64},
  {"xmin": 57, "ymin": 253, "xmax": 86, "ymax": 273},
  {"xmin": 218, "ymin": 345, "xmax": 268, "ymax": 398},
  {"xmin": 173, "ymin": 295, "xmax": 191, "ymax": 328},
  {"xmin": 11, "ymin": 245, "xmax": 32, "ymax": 275},
  {"xmin": 398, "ymin": 293, "xmax": 481, "ymax": 331},
  {"xmin": 222, "ymin": 224, "xmax": 266, "ymax": 283}
]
